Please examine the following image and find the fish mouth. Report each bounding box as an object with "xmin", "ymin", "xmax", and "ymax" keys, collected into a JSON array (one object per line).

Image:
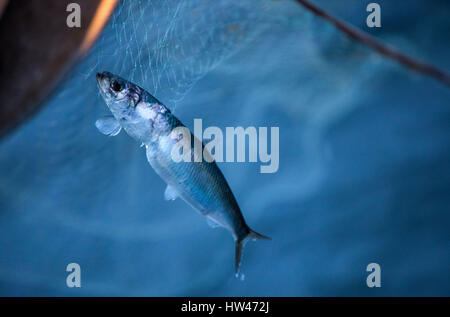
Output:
[{"xmin": 96, "ymin": 72, "xmax": 110, "ymax": 94}]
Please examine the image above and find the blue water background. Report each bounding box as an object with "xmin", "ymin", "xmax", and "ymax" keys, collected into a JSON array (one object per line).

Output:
[{"xmin": 0, "ymin": 0, "xmax": 449, "ymax": 296}]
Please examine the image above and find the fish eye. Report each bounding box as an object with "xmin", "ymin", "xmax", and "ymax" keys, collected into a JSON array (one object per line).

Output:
[{"xmin": 110, "ymin": 81, "xmax": 122, "ymax": 92}]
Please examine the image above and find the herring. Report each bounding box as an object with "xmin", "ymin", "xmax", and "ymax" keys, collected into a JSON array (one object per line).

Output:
[{"xmin": 95, "ymin": 71, "xmax": 270, "ymax": 274}]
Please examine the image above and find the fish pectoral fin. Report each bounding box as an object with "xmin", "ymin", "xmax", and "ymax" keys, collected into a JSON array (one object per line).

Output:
[
  {"xmin": 95, "ymin": 115, "xmax": 122, "ymax": 136},
  {"xmin": 164, "ymin": 185, "xmax": 179, "ymax": 201},
  {"xmin": 206, "ymin": 217, "xmax": 220, "ymax": 229}
]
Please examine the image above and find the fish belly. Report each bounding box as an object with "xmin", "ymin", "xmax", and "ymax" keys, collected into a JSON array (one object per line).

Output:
[{"xmin": 146, "ymin": 138, "xmax": 245, "ymax": 234}]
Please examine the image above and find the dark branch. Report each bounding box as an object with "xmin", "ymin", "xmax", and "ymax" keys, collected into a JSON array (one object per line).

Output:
[{"xmin": 295, "ymin": 0, "xmax": 450, "ymax": 87}]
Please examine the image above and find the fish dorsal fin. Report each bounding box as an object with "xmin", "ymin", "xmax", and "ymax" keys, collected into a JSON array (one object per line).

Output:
[
  {"xmin": 95, "ymin": 115, "xmax": 121, "ymax": 136},
  {"xmin": 164, "ymin": 185, "xmax": 179, "ymax": 201},
  {"xmin": 206, "ymin": 217, "xmax": 220, "ymax": 228}
]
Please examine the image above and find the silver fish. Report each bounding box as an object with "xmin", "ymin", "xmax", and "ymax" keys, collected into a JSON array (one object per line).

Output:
[{"xmin": 95, "ymin": 71, "xmax": 270, "ymax": 274}]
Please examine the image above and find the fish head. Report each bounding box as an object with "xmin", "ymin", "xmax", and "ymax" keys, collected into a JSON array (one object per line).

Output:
[
  {"xmin": 96, "ymin": 71, "xmax": 173, "ymax": 143},
  {"xmin": 96, "ymin": 71, "xmax": 142, "ymax": 119}
]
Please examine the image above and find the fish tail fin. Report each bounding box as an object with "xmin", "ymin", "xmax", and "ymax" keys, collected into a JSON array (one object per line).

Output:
[{"xmin": 235, "ymin": 228, "xmax": 271, "ymax": 275}]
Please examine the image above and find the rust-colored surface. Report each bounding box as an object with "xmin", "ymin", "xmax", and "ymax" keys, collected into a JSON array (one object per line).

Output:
[
  {"xmin": 0, "ymin": 0, "xmax": 8, "ymax": 18},
  {"xmin": 0, "ymin": 0, "xmax": 118, "ymax": 138}
]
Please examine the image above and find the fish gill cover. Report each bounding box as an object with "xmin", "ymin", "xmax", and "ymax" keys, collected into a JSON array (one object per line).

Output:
[{"xmin": 0, "ymin": 0, "xmax": 449, "ymax": 295}]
